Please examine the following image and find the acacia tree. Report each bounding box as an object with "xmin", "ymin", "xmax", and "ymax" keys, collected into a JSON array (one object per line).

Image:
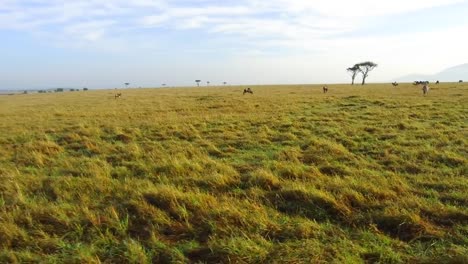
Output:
[
  {"xmin": 223, "ymin": 82, "xmax": 227, "ymax": 86},
  {"xmin": 124, "ymin": 82, "xmax": 130, "ymax": 89},
  {"xmin": 207, "ymin": 81, "xmax": 210, "ymax": 86},
  {"xmin": 195, "ymin": 80, "xmax": 201, "ymax": 87},
  {"xmin": 347, "ymin": 65, "xmax": 360, "ymax": 85},
  {"xmin": 356, "ymin": 61, "xmax": 378, "ymax": 85}
]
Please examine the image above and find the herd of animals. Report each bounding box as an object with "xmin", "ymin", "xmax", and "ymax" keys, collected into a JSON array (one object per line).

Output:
[{"xmin": 113, "ymin": 80, "xmax": 464, "ymax": 99}]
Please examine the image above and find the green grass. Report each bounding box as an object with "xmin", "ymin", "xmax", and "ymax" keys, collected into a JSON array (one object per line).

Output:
[{"xmin": 0, "ymin": 83, "xmax": 467, "ymax": 263}]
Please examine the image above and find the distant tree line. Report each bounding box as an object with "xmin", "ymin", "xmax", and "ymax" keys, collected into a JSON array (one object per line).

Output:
[{"xmin": 20, "ymin": 88, "xmax": 89, "ymax": 94}]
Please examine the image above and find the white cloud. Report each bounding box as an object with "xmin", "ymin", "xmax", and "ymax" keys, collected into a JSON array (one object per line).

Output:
[
  {"xmin": 63, "ymin": 20, "xmax": 116, "ymax": 41},
  {"xmin": 140, "ymin": 14, "xmax": 170, "ymax": 27},
  {"xmin": 257, "ymin": 0, "xmax": 466, "ymax": 17},
  {"xmin": 2, "ymin": 0, "xmax": 467, "ymax": 46}
]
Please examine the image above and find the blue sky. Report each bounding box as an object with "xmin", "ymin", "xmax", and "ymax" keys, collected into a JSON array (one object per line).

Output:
[{"xmin": 1, "ymin": 0, "xmax": 468, "ymax": 89}]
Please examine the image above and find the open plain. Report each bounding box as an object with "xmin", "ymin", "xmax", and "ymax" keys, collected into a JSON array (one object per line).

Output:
[{"xmin": 0, "ymin": 83, "xmax": 467, "ymax": 263}]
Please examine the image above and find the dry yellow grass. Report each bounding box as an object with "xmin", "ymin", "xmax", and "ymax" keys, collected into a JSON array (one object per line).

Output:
[{"xmin": 0, "ymin": 83, "xmax": 467, "ymax": 263}]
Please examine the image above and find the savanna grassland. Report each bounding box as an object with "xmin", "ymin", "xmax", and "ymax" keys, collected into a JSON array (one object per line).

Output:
[{"xmin": 0, "ymin": 83, "xmax": 467, "ymax": 263}]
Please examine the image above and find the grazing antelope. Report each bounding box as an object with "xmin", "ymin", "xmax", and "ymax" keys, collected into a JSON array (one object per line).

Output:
[
  {"xmin": 115, "ymin": 93, "xmax": 122, "ymax": 99},
  {"xmin": 392, "ymin": 82, "xmax": 399, "ymax": 87},
  {"xmin": 422, "ymin": 85, "xmax": 429, "ymax": 95},
  {"xmin": 322, "ymin": 86, "xmax": 329, "ymax": 93},
  {"xmin": 243, "ymin": 88, "xmax": 253, "ymax": 95}
]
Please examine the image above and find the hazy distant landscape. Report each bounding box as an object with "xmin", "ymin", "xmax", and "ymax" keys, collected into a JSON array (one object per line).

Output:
[
  {"xmin": 3, "ymin": 62, "xmax": 466, "ymax": 93},
  {"xmin": 396, "ymin": 63, "xmax": 468, "ymax": 83},
  {"xmin": 1, "ymin": 84, "xmax": 466, "ymax": 263}
]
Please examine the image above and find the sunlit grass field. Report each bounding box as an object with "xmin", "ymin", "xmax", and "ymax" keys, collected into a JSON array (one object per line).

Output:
[{"xmin": 0, "ymin": 83, "xmax": 467, "ymax": 263}]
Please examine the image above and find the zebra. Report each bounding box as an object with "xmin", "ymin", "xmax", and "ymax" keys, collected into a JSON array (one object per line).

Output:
[{"xmin": 422, "ymin": 85, "xmax": 430, "ymax": 95}]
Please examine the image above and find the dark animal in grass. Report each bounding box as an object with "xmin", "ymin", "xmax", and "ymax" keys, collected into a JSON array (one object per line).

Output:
[
  {"xmin": 413, "ymin": 81, "xmax": 429, "ymax": 85},
  {"xmin": 422, "ymin": 85, "xmax": 430, "ymax": 95},
  {"xmin": 243, "ymin": 88, "xmax": 253, "ymax": 95}
]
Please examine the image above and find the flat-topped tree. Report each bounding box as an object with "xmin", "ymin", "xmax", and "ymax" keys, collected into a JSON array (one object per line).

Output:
[
  {"xmin": 347, "ymin": 65, "xmax": 360, "ymax": 85},
  {"xmin": 195, "ymin": 80, "xmax": 201, "ymax": 87},
  {"xmin": 356, "ymin": 61, "xmax": 378, "ymax": 85},
  {"xmin": 124, "ymin": 83, "xmax": 130, "ymax": 89}
]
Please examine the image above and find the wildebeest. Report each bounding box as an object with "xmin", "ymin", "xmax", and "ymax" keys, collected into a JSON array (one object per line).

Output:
[
  {"xmin": 414, "ymin": 81, "xmax": 429, "ymax": 85},
  {"xmin": 422, "ymin": 85, "xmax": 429, "ymax": 95},
  {"xmin": 243, "ymin": 88, "xmax": 253, "ymax": 95},
  {"xmin": 115, "ymin": 93, "xmax": 122, "ymax": 99},
  {"xmin": 322, "ymin": 86, "xmax": 329, "ymax": 93},
  {"xmin": 392, "ymin": 82, "xmax": 399, "ymax": 86}
]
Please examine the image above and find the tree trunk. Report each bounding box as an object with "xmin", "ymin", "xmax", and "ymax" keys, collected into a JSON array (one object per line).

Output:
[
  {"xmin": 351, "ymin": 73, "xmax": 357, "ymax": 85},
  {"xmin": 361, "ymin": 70, "xmax": 369, "ymax": 85}
]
